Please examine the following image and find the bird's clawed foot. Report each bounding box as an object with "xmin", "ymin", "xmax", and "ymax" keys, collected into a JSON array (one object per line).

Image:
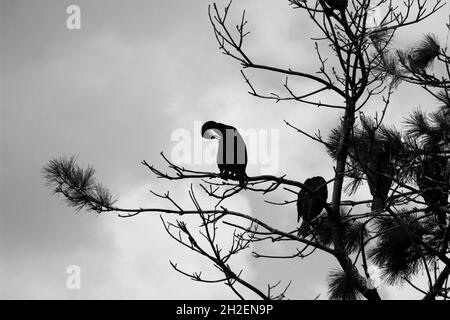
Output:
[{"xmin": 219, "ymin": 170, "xmax": 230, "ymax": 181}]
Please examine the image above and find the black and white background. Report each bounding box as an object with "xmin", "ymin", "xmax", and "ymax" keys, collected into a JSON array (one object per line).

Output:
[{"xmin": 0, "ymin": 0, "xmax": 449, "ymax": 300}]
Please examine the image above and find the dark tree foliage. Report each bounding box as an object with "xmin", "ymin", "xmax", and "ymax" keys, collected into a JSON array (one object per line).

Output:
[
  {"xmin": 43, "ymin": 156, "xmax": 116, "ymax": 212},
  {"xmin": 369, "ymin": 213, "xmax": 428, "ymax": 285},
  {"xmin": 328, "ymin": 268, "xmax": 364, "ymax": 300}
]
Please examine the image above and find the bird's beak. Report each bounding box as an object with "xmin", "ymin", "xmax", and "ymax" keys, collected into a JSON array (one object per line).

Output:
[{"xmin": 203, "ymin": 128, "xmax": 221, "ymax": 140}]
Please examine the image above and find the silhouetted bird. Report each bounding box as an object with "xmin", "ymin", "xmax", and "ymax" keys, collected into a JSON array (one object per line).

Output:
[
  {"xmin": 201, "ymin": 121, "xmax": 248, "ymax": 187},
  {"xmin": 297, "ymin": 176, "xmax": 328, "ymax": 237}
]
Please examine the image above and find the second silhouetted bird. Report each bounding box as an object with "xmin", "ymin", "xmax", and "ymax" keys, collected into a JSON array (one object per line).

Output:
[{"xmin": 297, "ymin": 176, "xmax": 328, "ymax": 237}]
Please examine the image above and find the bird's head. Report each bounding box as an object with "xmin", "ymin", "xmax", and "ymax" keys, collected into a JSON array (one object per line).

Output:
[{"xmin": 201, "ymin": 121, "xmax": 222, "ymax": 140}]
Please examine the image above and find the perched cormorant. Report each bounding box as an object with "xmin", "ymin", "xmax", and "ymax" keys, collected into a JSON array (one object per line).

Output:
[
  {"xmin": 201, "ymin": 121, "xmax": 248, "ymax": 187},
  {"xmin": 297, "ymin": 176, "xmax": 328, "ymax": 237}
]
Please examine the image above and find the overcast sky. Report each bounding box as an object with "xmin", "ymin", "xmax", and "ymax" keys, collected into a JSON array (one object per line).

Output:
[{"xmin": 0, "ymin": 0, "xmax": 448, "ymax": 299}]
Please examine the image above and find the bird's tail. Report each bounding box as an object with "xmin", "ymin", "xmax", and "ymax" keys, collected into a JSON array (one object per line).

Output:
[{"xmin": 298, "ymin": 221, "xmax": 310, "ymax": 237}]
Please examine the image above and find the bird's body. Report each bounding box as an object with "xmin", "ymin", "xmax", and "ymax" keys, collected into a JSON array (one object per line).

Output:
[
  {"xmin": 201, "ymin": 121, "xmax": 248, "ymax": 187},
  {"xmin": 297, "ymin": 176, "xmax": 328, "ymax": 237}
]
